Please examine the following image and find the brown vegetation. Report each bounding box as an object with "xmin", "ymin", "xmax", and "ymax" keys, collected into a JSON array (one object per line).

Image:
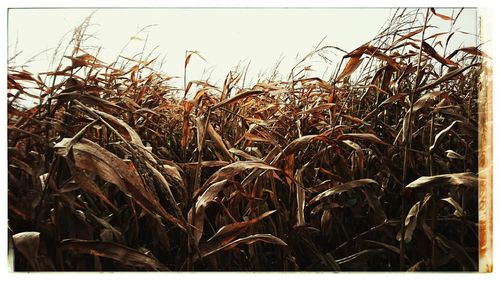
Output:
[{"xmin": 8, "ymin": 8, "xmax": 486, "ymax": 271}]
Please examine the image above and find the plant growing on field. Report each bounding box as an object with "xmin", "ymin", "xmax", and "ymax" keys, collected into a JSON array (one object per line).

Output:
[{"xmin": 8, "ymin": 8, "xmax": 486, "ymax": 271}]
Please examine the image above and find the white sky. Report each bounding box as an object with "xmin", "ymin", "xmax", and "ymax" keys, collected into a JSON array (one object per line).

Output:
[{"xmin": 8, "ymin": 8, "xmax": 478, "ymax": 88}]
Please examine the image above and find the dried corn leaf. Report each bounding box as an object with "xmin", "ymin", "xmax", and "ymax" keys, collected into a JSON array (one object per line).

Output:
[
  {"xmin": 393, "ymin": 27, "xmax": 424, "ymax": 45},
  {"xmin": 441, "ymin": 197, "xmax": 464, "ymax": 217},
  {"xmin": 429, "ymin": 121, "xmax": 458, "ymax": 153},
  {"xmin": 72, "ymin": 171, "xmax": 118, "ymax": 211},
  {"xmin": 207, "ymin": 210, "xmax": 276, "ymax": 245},
  {"xmin": 60, "ymin": 239, "xmax": 169, "ymax": 270},
  {"xmin": 200, "ymin": 233, "xmax": 286, "ymax": 258},
  {"xmin": 70, "ymin": 139, "xmax": 185, "ymax": 231},
  {"xmin": 191, "ymin": 180, "xmax": 229, "ymax": 243},
  {"xmin": 337, "ymin": 56, "xmax": 363, "ymax": 82},
  {"xmin": 12, "ymin": 232, "xmax": 41, "ymax": 270},
  {"xmin": 405, "ymin": 172, "xmax": 477, "ymax": 191},
  {"xmin": 295, "ymin": 169, "xmax": 306, "ymax": 227},
  {"xmin": 93, "ymin": 109, "xmax": 144, "ymax": 146},
  {"xmin": 212, "ymin": 90, "xmax": 263, "ymax": 109},
  {"xmin": 309, "ymin": 179, "xmax": 379, "ymax": 204},
  {"xmin": 337, "ymin": 133, "xmax": 388, "ymax": 145},
  {"xmin": 447, "ymin": 46, "xmax": 490, "ymax": 60},
  {"xmin": 430, "ymin": 8, "xmax": 453, "ymax": 21},
  {"xmin": 197, "ymin": 161, "xmax": 279, "ymax": 197}
]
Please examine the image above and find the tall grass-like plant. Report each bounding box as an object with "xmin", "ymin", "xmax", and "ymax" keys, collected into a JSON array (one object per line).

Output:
[{"xmin": 8, "ymin": 8, "xmax": 486, "ymax": 271}]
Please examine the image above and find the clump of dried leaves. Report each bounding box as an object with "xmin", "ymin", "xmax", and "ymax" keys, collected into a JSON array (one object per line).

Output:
[{"xmin": 8, "ymin": 8, "xmax": 487, "ymax": 271}]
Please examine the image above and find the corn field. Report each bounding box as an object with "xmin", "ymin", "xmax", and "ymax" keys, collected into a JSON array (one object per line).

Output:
[{"xmin": 7, "ymin": 8, "xmax": 490, "ymax": 271}]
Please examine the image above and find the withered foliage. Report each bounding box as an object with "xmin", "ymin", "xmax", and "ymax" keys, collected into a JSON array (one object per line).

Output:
[{"xmin": 8, "ymin": 9, "xmax": 486, "ymax": 271}]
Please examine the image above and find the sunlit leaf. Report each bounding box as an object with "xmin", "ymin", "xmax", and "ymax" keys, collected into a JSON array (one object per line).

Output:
[
  {"xmin": 336, "ymin": 56, "xmax": 363, "ymax": 82},
  {"xmin": 12, "ymin": 232, "xmax": 40, "ymax": 270},
  {"xmin": 429, "ymin": 121, "xmax": 458, "ymax": 153},
  {"xmin": 405, "ymin": 172, "xmax": 477, "ymax": 191},
  {"xmin": 441, "ymin": 197, "xmax": 465, "ymax": 217},
  {"xmin": 309, "ymin": 179, "xmax": 379, "ymax": 204}
]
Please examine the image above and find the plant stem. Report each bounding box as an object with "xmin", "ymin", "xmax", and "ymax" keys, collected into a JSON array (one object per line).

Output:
[
  {"xmin": 400, "ymin": 8, "xmax": 430, "ymax": 271},
  {"xmin": 429, "ymin": 113, "xmax": 438, "ymax": 270}
]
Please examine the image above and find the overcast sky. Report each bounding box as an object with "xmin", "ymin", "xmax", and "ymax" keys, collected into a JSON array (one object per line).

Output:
[{"xmin": 8, "ymin": 8, "xmax": 478, "ymax": 88}]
